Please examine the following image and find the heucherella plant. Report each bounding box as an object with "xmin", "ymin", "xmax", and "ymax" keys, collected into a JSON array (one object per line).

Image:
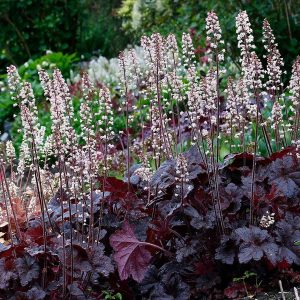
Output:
[
  {"xmin": 3, "ymin": 64, "xmax": 117, "ymax": 295},
  {"xmin": 0, "ymin": 9, "xmax": 300, "ymax": 299}
]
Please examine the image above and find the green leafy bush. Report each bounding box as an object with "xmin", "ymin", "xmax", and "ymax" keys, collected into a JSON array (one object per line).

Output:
[{"xmin": 0, "ymin": 0, "xmax": 129, "ymax": 72}]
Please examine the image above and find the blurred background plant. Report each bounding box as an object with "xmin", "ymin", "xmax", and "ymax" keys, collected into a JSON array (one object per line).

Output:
[{"xmin": 0, "ymin": 0, "xmax": 129, "ymax": 72}]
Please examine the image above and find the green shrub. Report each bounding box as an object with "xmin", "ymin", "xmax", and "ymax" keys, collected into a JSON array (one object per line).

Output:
[{"xmin": 0, "ymin": 0, "xmax": 129, "ymax": 72}]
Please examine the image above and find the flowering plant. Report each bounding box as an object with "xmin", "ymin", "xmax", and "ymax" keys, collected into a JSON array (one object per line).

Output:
[{"xmin": 0, "ymin": 10, "xmax": 299, "ymax": 299}]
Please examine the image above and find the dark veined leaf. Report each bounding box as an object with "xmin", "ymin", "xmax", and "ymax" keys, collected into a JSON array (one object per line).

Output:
[
  {"xmin": 67, "ymin": 244, "xmax": 93, "ymax": 275},
  {"xmin": 275, "ymin": 216, "xmax": 300, "ymax": 265},
  {"xmin": 141, "ymin": 262, "xmax": 190, "ymax": 300},
  {"xmin": 89, "ymin": 243, "xmax": 114, "ymax": 277},
  {"xmin": 110, "ymin": 222, "xmax": 152, "ymax": 282},
  {"xmin": 220, "ymin": 183, "xmax": 242, "ymax": 213},
  {"xmin": 140, "ymin": 265, "xmax": 160, "ymax": 296},
  {"xmin": 15, "ymin": 255, "xmax": 40, "ymax": 287},
  {"xmin": 235, "ymin": 226, "xmax": 278, "ymax": 264},
  {"xmin": 150, "ymin": 159, "xmax": 176, "ymax": 191},
  {"xmin": 68, "ymin": 282, "xmax": 85, "ymax": 299},
  {"xmin": 182, "ymin": 145, "xmax": 206, "ymax": 179},
  {"xmin": 159, "ymin": 263, "xmax": 190, "ymax": 300},
  {"xmin": 150, "ymin": 146, "xmax": 205, "ymax": 191},
  {"xmin": 175, "ymin": 238, "xmax": 198, "ymax": 263},
  {"xmin": 14, "ymin": 287, "xmax": 47, "ymax": 300},
  {"xmin": 184, "ymin": 206, "xmax": 216, "ymax": 230},
  {"xmin": 267, "ymin": 153, "xmax": 300, "ymax": 198},
  {"xmin": 0, "ymin": 258, "xmax": 17, "ymax": 290},
  {"xmin": 215, "ymin": 236, "xmax": 236, "ymax": 264}
]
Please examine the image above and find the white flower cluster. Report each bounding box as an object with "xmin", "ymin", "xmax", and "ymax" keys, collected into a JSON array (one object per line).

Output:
[
  {"xmin": 271, "ymin": 100, "xmax": 283, "ymax": 129},
  {"xmin": 5, "ymin": 140, "xmax": 15, "ymax": 161},
  {"xmin": 236, "ymin": 11, "xmax": 263, "ymax": 91},
  {"xmin": 262, "ymin": 19, "xmax": 284, "ymax": 97},
  {"xmin": 175, "ymin": 154, "xmax": 188, "ymax": 181},
  {"xmin": 289, "ymin": 56, "xmax": 300, "ymax": 116},
  {"xmin": 225, "ymin": 78, "xmax": 245, "ymax": 138},
  {"xmin": 289, "ymin": 56, "xmax": 300, "ymax": 146},
  {"xmin": 206, "ymin": 11, "xmax": 225, "ymax": 62},
  {"xmin": 174, "ymin": 154, "xmax": 189, "ymax": 198},
  {"xmin": 182, "ymin": 32, "xmax": 196, "ymax": 68},
  {"xmin": 7, "ymin": 67, "xmax": 46, "ymax": 175},
  {"xmin": 260, "ymin": 211, "xmax": 275, "ymax": 228},
  {"xmin": 140, "ymin": 33, "xmax": 183, "ymax": 160},
  {"xmin": 150, "ymin": 106, "xmax": 172, "ymax": 160},
  {"xmin": 236, "ymin": 11, "xmax": 255, "ymax": 59},
  {"xmin": 134, "ymin": 164, "xmax": 153, "ymax": 183},
  {"xmin": 7, "ymin": 65, "xmax": 21, "ymax": 98},
  {"xmin": 187, "ymin": 67, "xmax": 202, "ymax": 143},
  {"xmin": 39, "ymin": 69, "xmax": 77, "ymax": 159}
]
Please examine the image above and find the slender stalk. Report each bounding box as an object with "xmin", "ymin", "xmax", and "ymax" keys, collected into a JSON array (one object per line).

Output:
[
  {"xmin": 0, "ymin": 163, "xmax": 21, "ymax": 240},
  {"xmin": 119, "ymin": 57, "xmax": 131, "ymax": 189},
  {"xmin": 0, "ymin": 169, "xmax": 17, "ymax": 254}
]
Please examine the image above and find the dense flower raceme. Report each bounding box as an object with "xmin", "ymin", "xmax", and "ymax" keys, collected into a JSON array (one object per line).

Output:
[
  {"xmin": 0, "ymin": 10, "xmax": 300, "ymax": 299},
  {"xmin": 262, "ymin": 19, "xmax": 284, "ymax": 97}
]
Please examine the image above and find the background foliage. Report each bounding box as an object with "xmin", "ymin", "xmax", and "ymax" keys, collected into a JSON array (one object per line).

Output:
[{"xmin": 0, "ymin": 0, "xmax": 128, "ymax": 72}]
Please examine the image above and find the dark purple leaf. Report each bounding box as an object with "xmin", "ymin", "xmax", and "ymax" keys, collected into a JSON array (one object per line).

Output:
[
  {"xmin": 158, "ymin": 198, "xmax": 182, "ymax": 218},
  {"xmin": 277, "ymin": 246, "xmax": 300, "ymax": 265},
  {"xmin": 16, "ymin": 255, "xmax": 40, "ymax": 286},
  {"xmin": 26, "ymin": 287, "xmax": 46, "ymax": 300},
  {"xmin": 261, "ymin": 242, "xmax": 279, "ymax": 265},
  {"xmin": 57, "ymin": 244, "xmax": 92, "ymax": 277},
  {"xmin": 142, "ymin": 262, "xmax": 189, "ymax": 300},
  {"xmin": 68, "ymin": 282, "xmax": 86, "ymax": 299},
  {"xmin": 215, "ymin": 236, "xmax": 236, "ymax": 264},
  {"xmin": 275, "ymin": 216, "xmax": 300, "ymax": 265},
  {"xmin": 0, "ymin": 258, "xmax": 17, "ymax": 290},
  {"xmin": 184, "ymin": 206, "xmax": 216, "ymax": 229},
  {"xmin": 140, "ymin": 265, "xmax": 160, "ymax": 295},
  {"xmin": 267, "ymin": 154, "xmax": 300, "ymax": 198},
  {"xmin": 175, "ymin": 238, "xmax": 198, "ymax": 262},
  {"xmin": 220, "ymin": 183, "xmax": 242, "ymax": 213},
  {"xmin": 150, "ymin": 146, "xmax": 204, "ymax": 191},
  {"xmin": 89, "ymin": 244, "xmax": 114, "ymax": 277},
  {"xmin": 109, "ymin": 222, "xmax": 152, "ymax": 282},
  {"xmin": 196, "ymin": 272, "xmax": 221, "ymax": 291},
  {"xmin": 238, "ymin": 243, "xmax": 264, "ymax": 263},
  {"xmin": 235, "ymin": 226, "xmax": 278, "ymax": 264},
  {"xmin": 150, "ymin": 160, "xmax": 176, "ymax": 190},
  {"xmin": 182, "ymin": 145, "xmax": 206, "ymax": 179},
  {"xmin": 160, "ymin": 272, "xmax": 190, "ymax": 300}
]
